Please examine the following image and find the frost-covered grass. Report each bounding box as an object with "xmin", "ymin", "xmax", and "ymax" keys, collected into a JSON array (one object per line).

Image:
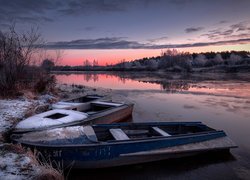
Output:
[
  {"xmin": 0, "ymin": 146, "xmax": 39, "ymax": 180},
  {"xmin": 0, "ymin": 93, "xmax": 61, "ymax": 179},
  {"xmin": 0, "ymin": 95, "xmax": 57, "ymax": 138},
  {"xmin": 0, "ymin": 99, "xmax": 33, "ymax": 137},
  {"xmin": 0, "ymin": 144, "xmax": 63, "ymax": 180}
]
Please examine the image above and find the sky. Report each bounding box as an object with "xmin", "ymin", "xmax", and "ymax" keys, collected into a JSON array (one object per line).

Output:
[{"xmin": 0, "ymin": 0, "xmax": 250, "ymax": 65}]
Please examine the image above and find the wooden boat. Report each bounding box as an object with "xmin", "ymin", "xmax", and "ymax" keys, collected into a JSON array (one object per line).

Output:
[
  {"xmin": 13, "ymin": 101, "xmax": 134, "ymax": 133},
  {"xmin": 52, "ymin": 95, "xmax": 104, "ymax": 111},
  {"xmin": 11, "ymin": 122, "xmax": 237, "ymax": 169}
]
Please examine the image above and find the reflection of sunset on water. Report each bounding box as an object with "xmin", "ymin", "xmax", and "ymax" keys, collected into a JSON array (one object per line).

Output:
[
  {"xmin": 55, "ymin": 72, "xmax": 250, "ymax": 98},
  {"xmin": 55, "ymin": 73, "xmax": 162, "ymax": 90},
  {"xmin": 188, "ymin": 83, "xmax": 250, "ymax": 98}
]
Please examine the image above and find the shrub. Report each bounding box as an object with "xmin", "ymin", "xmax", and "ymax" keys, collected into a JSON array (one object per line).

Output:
[{"xmin": 34, "ymin": 74, "xmax": 56, "ymax": 93}]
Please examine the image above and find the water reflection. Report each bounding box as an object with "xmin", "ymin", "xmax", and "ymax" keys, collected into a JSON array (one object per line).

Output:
[
  {"xmin": 54, "ymin": 71, "xmax": 250, "ymax": 98},
  {"xmin": 68, "ymin": 152, "xmax": 237, "ymax": 180}
]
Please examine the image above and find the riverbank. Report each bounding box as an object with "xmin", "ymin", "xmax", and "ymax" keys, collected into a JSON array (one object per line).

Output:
[
  {"xmin": 52, "ymin": 63, "xmax": 250, "ymax": 73},
  {"xmin": 0, "ymin": 83, "xmax": 129, "ymax": 179},
  {"xmin": 0, "ymin": 92, "xmax": 63, "ymax": 179}
]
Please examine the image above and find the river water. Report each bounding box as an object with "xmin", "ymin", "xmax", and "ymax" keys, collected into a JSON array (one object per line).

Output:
[{"xmin": 55, "ymin": 71, "xmax": 250, "ymax": 180}]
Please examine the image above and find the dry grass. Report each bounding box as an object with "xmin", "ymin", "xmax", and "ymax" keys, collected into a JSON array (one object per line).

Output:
[
  {"xmin": 33, "ymin": 150, "xmax": 64, "ymax": 180},
  {"xmin": 1, "ymin": 144, "xmax": 64, "ymax": 180},
  {"xmin": 2, "ymin": 144, "xmax": 27, "ymax": 154},
  {"xmin": 34, "ymin": 167, "xmax": 64, "ymax": 180}
]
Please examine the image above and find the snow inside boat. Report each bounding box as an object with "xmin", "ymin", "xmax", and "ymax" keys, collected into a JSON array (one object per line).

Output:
[
  {"xmin": 11, "ymin": 122, "xmax": 237, "ymax": 169},
  {"xmin": 13, "ymin": 101, "xmax": 134, "ymax": 133},
  {"xmin": 52, "ymin": 95, "xmax": 103, "ymax": 111}
]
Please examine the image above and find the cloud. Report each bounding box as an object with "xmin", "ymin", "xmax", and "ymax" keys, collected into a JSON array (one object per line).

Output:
[
  {"xmin": 0, "ymin": 0, "xmax": 57, "ymax": 24},
  {"xmin": 83, "ymin": 26, "xmax": 96, "ymax": 31},
  {"xmin": 43, "ymin": 37, "xmax": 250, "ymax": 49},
  {"xmin": 218, "ymin": 20, "xmax": 228, "ymax": 24},
  {"xmin": 169, "ymin": 0, "xmax": 193, "ymax": 6},
  {"xmin": 59, "ymin": 0, "xmax": 185, "ymax": 16},
  {"xmin": 201, "ymin": 21, "xmax": 250, "ymax": 40},
  {"xmin": 185, "ymin": 27, "xmax": 204, "ymax": 33},
  {"xmin": 0, "ymin": 0, "xmax": 161, "ymax": 23},
  {"xmin": 44, "ymin": 37, "xmax": 145, "ymax": 49},
  {"xmin": 148, "ymin": 36, "xmax": 168, "ymax": 43},
  {"xmin": 58, "ymin": 0, "xmax": 131, "ymax": 15},
  {"xmin": 0, "ymin": 0, "xmax": 207, "ymax": 25},
  {"xmin": 230, "ymin": 22, "xmax": 249, "ymax": 32}
]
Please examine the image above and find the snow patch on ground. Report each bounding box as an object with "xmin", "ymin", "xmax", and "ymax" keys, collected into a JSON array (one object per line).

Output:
[
  {"xmin": 0, "ymin": 94, "xmax": 60, "ymax": 180},
  {"xmin": 0, "ymin": 147, "xmax": 39, "ymax": 180},
  {"xmin": 0, "ymin": 95, "xmax": 57, "ymax": 136},
  {"xmin": 0, "ymin": 99, "xmax": 33, "ymax": 135}
]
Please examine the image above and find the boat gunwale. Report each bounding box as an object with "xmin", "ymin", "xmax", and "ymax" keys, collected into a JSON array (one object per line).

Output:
[
  {"xmin": 64, "ymin": 94, "xmax": 104, "ymax": 103},
  {"xmin": 12, "ymin": 130, "xmax": 227, "ymax": 148}
]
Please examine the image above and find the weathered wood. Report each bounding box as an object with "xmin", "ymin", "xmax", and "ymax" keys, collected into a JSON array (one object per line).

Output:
[
  {"xmin": 110, "ymin": 128, "xmax": 130, "ymax": 140},
  {"xmin": 82, "ymin": 126, "xmax": 98, "ymax": 142},
  {"xmin": 152, "ymin": 126, "xmax": 171, "ymax": 137},
  {"xmin": 121, "ymin": 136, "xmax": 237, "ymax": 156}
]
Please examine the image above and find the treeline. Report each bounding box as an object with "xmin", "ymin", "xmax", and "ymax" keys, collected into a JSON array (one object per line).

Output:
[
  {"xmin": 112, "ymin": 49, "xmax": 250, "ymax": 72},
  {"xmin": 51, "ymin": 49, "xmax": 250, "ymax": 73}
]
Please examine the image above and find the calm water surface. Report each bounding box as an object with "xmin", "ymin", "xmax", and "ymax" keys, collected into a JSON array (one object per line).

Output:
[{"xmin": 55, "ymin": 71, "xmax": 250, "ymax": 180}]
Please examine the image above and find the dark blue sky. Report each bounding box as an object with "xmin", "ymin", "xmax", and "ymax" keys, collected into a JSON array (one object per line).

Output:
[{"xmin": 1, "ymin": 0, "xmax": 249, "ymax": 64}]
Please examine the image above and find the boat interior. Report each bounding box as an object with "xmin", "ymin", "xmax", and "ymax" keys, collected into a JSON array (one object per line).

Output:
[
  {"xmin": 91, "ymin": 123, "xmax": 215, "ymax": 142},
  {"xmin": 44, "ymin": 103, "xmax": 116, "ymax": 118},
  {"xmin": 12, "ymin": 123, "xmax": 217, "ymax": 145},
  {"xmin": 67, "ymin": 95, "xmax": 102, "ymax": 103},
  {"xmin": 76, "ymin": 102, "xmax": 122, "ymax": 115}
]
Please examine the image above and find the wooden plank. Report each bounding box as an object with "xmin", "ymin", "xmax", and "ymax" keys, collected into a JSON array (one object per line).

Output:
[
  {"xmin": 110, "ymin": 128, "xmax": 130, "ymax": 140},
  {"xmin": 152, "ymin": 127, "xmax": 171, "ymax": 137},
  {"xmin": 83, "ymin": 126, "xmax": 98, "ymax": 142}
]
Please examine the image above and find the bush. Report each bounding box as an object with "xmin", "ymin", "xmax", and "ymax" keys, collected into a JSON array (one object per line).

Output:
[{"xmin": 34, "ymin": 74, "xmax": 56, "ymax": 93}]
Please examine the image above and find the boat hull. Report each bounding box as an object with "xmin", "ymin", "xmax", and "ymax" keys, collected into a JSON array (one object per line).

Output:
[
  {"xmin": 84, "ymin": 103, "xmax": 134, "ymax": 125},
  {"xmin": 21, "ymin": 131, "xmax": 235, "ymax": 169}
]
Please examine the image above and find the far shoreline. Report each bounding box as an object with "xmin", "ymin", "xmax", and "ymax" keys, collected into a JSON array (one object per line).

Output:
[{"xmin": 51, "ymin": 64, "xmax": 250, "ymax": 74}]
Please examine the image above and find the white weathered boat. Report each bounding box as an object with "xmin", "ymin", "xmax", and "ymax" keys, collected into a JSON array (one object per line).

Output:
[{"xmin": 13, "ymin": 101, "xmax": 134, "ymax": 133}]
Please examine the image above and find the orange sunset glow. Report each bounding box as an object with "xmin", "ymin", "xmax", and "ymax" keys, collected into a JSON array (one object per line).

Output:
[{"xmin": 50, "ymin": 43, "xmax": 250, "ymax": 66}]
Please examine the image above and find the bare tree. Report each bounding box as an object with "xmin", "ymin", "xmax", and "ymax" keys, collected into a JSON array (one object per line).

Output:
[
  {"xmin": 83, "ymin": 59, "xmax": 91, "ymax": 67},
  {"xmin": 93, "ymin": 59, "xmax": 99, "ymax": 67},
  {"xmin": 0, "ymin": 25, "xmax": 55, "ymax": 96}
]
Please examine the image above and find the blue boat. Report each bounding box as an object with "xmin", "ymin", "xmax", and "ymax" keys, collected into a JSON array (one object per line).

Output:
[{"xmin": 11, "ymin": 122, "xmax": 237, "ymax": 169}]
